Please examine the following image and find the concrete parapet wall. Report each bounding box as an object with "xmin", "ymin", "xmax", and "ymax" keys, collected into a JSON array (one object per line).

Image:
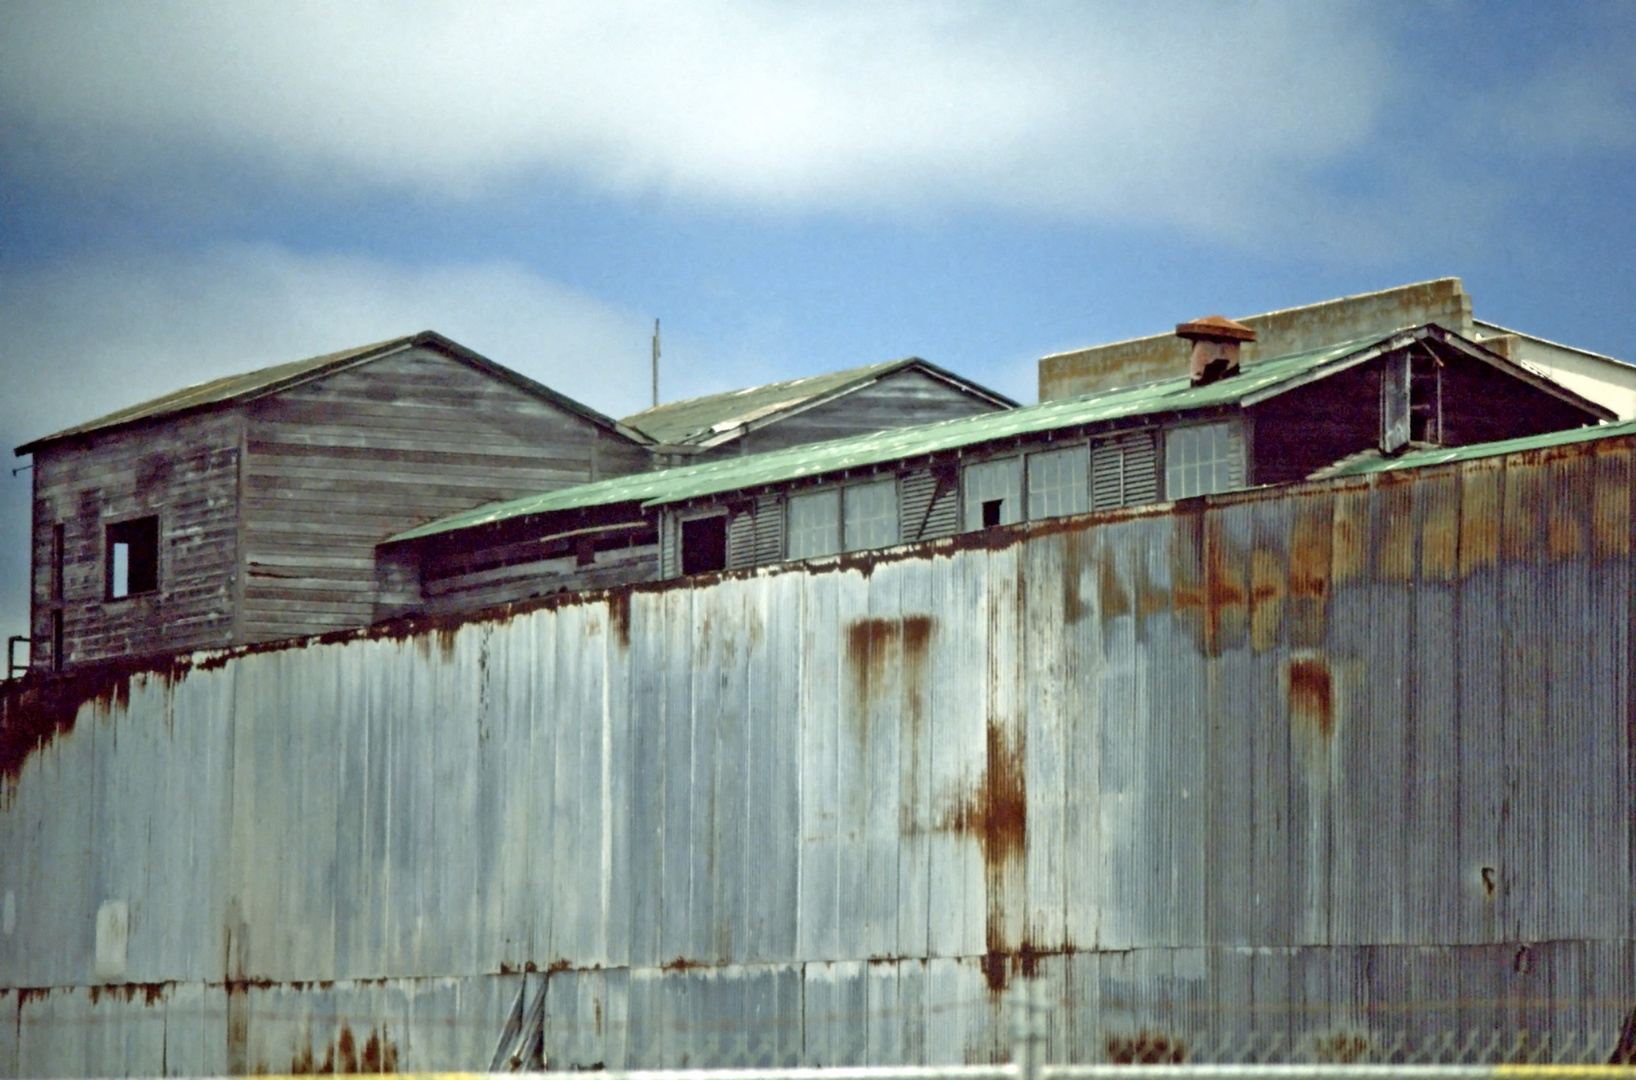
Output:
[{"xmin": 1039, "ymin": 279, "xmax": 1473, "ymax": 401}]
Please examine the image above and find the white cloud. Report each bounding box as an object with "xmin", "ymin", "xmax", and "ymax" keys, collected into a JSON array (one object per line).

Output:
[
  {"xmin": 0, "ymin": 1, "xmax": 1393, "ymax": 234},
  {"xmin": 0, "ymin": 244, "xmax": 768, "ymax": 641}
]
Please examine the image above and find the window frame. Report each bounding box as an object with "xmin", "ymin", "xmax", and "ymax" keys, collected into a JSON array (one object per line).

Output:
[
  {"xmin": 1163, "ymin": 420, "xmax": 1245, "ymax": 501},
  {"xmin": 104, "ymin": 515, "xmax": 159, "ymax": 602}
]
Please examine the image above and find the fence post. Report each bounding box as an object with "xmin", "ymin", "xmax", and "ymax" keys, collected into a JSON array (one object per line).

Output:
[{"xmin": 1011, "ymin": 978, "xmax": 1046, "ymax": 1080}]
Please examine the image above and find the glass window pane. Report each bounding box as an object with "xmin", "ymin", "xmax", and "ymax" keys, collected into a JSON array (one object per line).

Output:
[
  {"xmin": 962, "ymin": 457, "xmax": 1023, "ymax": 531},
  {"xmin": 787, "ymin": 489, "xmax": 841, "ymax": 559},
  {"xmin": 1165, "ymin": 422, "xmax": 1242, "ymax": 499},
  {"xmin": 1027, "ymin": 445, "xmax": 1089, "ymax": 520},
  {"xmin": 843, "ymin": 479, "xmax": 898, "ymax": 552}
]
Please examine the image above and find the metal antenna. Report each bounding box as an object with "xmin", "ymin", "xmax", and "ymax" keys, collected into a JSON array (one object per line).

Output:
[{"xmin": 651, "ymin": 318, "xmax": 660, "ymax": 409}]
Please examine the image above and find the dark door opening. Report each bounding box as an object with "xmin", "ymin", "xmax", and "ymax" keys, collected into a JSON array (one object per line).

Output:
[{"xmin": 681, "ymin": 515, "xmax": 728, "ymax": 575}]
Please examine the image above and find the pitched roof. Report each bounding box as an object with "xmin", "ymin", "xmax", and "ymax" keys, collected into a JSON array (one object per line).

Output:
[
  {"xmin": 15, "ymin": 331, "xmax": 644, "ymax": 455},
  {"xmin": 619, "ymin": 357, "xmax": 1016, "ymax": 447},
  {"xmin": 1322, "ymin": 417, "xmax": 1636, "ymax": 477},
  {"xmin": 393, "ymin": 324, "xmax": 1581, "ymax": 543}
]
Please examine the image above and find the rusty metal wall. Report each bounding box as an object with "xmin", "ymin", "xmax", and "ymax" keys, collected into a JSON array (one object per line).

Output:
[{"xmin": 1, "ymin": 437, "xmax": 1632, "ymax": 1075}]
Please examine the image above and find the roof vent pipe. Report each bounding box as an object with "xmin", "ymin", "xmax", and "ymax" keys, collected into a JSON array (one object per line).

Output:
[{"xmin": 1176, "ymin": 315, "xmax": 1256, "ymax": 387}]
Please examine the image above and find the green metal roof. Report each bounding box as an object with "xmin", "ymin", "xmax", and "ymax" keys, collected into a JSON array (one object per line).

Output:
[
  {"xmin": 1323, "ymin": 418, "xmax": 1636, "ymax": 477},
  {"xmin": 16, "ymin": 331, "xmax": 639, "ymax": 455},
  {"xmin": 620, "ymin": 357, "xmax": 1014, "ymax": 445},
  {"xmin": 390, "ymin": 329, "xmax": 1403, "ymax": 543}
]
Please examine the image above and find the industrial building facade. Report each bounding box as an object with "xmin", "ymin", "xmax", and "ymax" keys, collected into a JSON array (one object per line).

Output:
[{"xmin": 3, "ymin": 422, "xmax": 1634, "ymax": 1074}]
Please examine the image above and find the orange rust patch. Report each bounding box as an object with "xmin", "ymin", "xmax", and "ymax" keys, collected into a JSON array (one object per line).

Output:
[
  {"xmin": 1329, "ymin": 489, "xmax": 1368, "ymax": 585},
  {"xmin": 1503, "ymin": 462, "xmax": 1544, "ymax": 562},
  {"xmin": 1547, "ymin": 455, "xmax": 1589, "ymax": 561},
  {"xmin": 1289, "ymin": 501, "xmax": 1333, "ymax": 648},
  {"xmin": 845, "ymin": 615, "xmax": 934, "ymax": 752},
  {"xmin": 1063, "ymin": 531, "xmax": 1091, "ymax": 624},
  {"xmin": 1593, "ymin": 449, "xmax": 1632, "ymax": 562},
  {"xmin": 1249, "ymin": 546, "xmax": 1286, "ymax": 652},
  {"xmin": 1376, "ymin": 483, "xmax": 1415, "ymax": 581},
  {"xmin": 1288, "ymin": 657, "xmax": 1334, "ymax": 740},
  {"xmin": 2, "ymin": 655, "xmax": 192, "ymax": 789},
  {"xmin": 1107, "ymin": 1031, "xmax": 1188, "ymax": 1064},
  {"xmin": 941, "ymin": 721, "xmax": 1026, "ymax": 989},
  {"xmin": 1459, "ymin": 463, "xmax": 1502, "ymax": 576},
  {"xmin": 1098, "ymin": 547, "xmax": 1131, "ymax": 622},
  {"xmin": 1418, "ymin": 475, "xmax": 1460, "ymax": 582}
]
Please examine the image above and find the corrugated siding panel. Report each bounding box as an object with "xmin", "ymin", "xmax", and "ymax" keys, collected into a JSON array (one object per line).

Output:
[{"xmin": 5, "ymin": 435, "xmax": 1636, "ymax": 1072}]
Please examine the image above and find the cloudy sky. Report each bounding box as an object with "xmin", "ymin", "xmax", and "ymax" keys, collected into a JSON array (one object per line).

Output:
[{"xmin": 2, "ymin": 1, "xmax": 1634, "ymax": 647}]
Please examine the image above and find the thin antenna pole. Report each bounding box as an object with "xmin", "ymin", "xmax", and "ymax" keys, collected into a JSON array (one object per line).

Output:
[{"xmin": 651, "ymin": 318, "xmax": 660, "ymax": 409}]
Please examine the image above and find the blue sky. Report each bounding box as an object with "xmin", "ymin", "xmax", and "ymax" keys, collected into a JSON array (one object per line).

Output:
[{"xmin": 1, "ymin": 1, "xmax": 1633, "ymax": 646}]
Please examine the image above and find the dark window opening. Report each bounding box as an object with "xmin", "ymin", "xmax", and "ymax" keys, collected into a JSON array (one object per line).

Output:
[
  {"xmin": 681, "ymin": 515, "xmax": 728, "ymax": 575},
  {"xmin": 981, "ymin": 499, "xmax": 1003, "ymax": 528},
  {"xmin": 575, "ymin": 538, "xmax": 596, "ymax": 567},
  {"xmin": 51, "ymin": 610, "xmax": 64, "ymax": 673},
  {"xmin": 106, "ymin": 516, "xmax": 159, "ymax": 600}
]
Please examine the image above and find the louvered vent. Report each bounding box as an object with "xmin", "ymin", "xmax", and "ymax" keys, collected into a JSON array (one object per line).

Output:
[
  {"xmin": 899, "ymin": 470, "xmax": 937, "ymax": 540},
  {"xmin": 923, "ymin": 473, "xmax": 959, "ymax": 539},
  {"xmin": 1091, "ymin": 430, "xmax": 1160, "ymax": 510},
  {"xmin": 659, "ymin": 513, "xmax": 679, "ymax": 578},
  {"xmin": 726, "ymin": 508, "xmax": 756, "ymax": 570},
  {"xmin": 753, "ymin": 494, "xmax": 784, "ymax": 565}
]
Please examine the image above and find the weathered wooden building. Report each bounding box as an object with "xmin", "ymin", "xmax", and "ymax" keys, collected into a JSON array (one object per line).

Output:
[
  {"xmin": 379, "ymin": 323, "xmax": 1609, "ymax": 615},
  {"xmin": 13, "ymin": 332, "xmax": 651, "ymax": 669},
  {"xmin": 4, "ymin": 417, "xmax": 1636, "ymax": 1074},
  {"xmin": 622, "ymin": 357, "xmax": 1017, "ymax": 465}
]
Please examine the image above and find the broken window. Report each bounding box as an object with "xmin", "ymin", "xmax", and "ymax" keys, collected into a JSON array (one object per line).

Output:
[
  {"xmin": 962, "ymin": 457, "xmax": 1022, "ymax": 531},
  {"xmin": 1027, "ymin": 445, "xmax": 1090, "ymax": 520},
  {"xmin": 680, "ymin": 514, "xmax": 728, "ymax": 575},
  {"xmin": 787, "ymin": 488, "xmax": 841, "ymax": 560},
  {"xmin": 1165, "ymin": 422, "xmax": 1244, "ymax": 500},
  {"xmin": 843, "ymin": 479, "xmax": 898, "ymax": 551},
  {"xmin": 105, "ymin": 516, "xmax": 159, "ymax": 600}
]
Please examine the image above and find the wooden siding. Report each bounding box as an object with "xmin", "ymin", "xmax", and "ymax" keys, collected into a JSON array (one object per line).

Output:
[
  {"xmin": 28, "ymin": 412, "xmax": 243, "ymax": 666},
  {"xmin": 726, "ymin": 370, "xmax": 1003, "ymax": 458},
  {"xmin": 238, "ymin": 346, "xmax": 649, "ymax": 642},
  {"xmin": 1248, "ymin": 361, "xmax": 1382, "ymax": 486}
]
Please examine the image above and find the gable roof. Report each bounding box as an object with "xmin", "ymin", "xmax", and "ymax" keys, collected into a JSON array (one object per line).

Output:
[
  {"xmin": 391, "ymin": 323, "xmax": 1599, "ymax": 544},
  {"xmin": 619, "ymin": 357, "xmax": 1017, "ymax": 447},
  {"xmin": 15, "ymin": 331, "xmax": 646, "ymax": 455}
]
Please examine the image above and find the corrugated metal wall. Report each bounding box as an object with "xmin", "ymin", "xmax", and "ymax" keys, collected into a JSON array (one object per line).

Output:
[{"xmin": 2, "ymin": 438, "xmax": 1632, "ymax": 1075}]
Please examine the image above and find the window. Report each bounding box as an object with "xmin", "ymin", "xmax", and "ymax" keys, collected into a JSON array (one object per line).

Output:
[
  {"xmin": 1164, "ymin": 422, "xmax": 1244, "ymax": 500},
  {"xmin": 787, "ymin": 489, "xmax": 841, "ymax": 560},
  {"xmin": 843, "ymin": 480, "xmax": 898, "ymax": 551},
  {"xmin": 962, "ymin": 457, "xmax": 1022, "ymax": 531},
  {"xmin": 680, "ymin": 515, "xmax": 728, "ymax": 575},
  {"xmin": 1027, "ymin": 446, "xmax": 1089, "ymax": 520},
  {"xmin": 105, "ymin": 516, "xmax": 158, "ymax": 600}
]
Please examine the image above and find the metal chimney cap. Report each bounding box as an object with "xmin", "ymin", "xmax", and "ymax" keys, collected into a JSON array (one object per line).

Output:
[{"xmin": 1176, "ymin": 315, "xmax": 1256, "ymax": 343}]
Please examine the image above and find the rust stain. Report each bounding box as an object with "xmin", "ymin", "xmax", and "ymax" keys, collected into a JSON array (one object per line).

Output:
[
  {"xmin": 1503, "ymin": 462, "xmax": 1544, "ymax": 562},
  {"xmin": 1288, "ymin": 656, "xmax": 1334, "ymax": 740},
  {"xmin": 1547, "ymin": 455, "xmax": 1589, "ymax": 561},
  {"xmin": 1418, "ymin": 475, "xmax": 1460, "ymax": 582},
  {"xmin": 1202, "ymin": 513, "xmax": 1247, "ymax": 656},
  {"xmin": 940, "ymin": 721, "xmax": 1026, "ymax": 990},
  {"xmin": 1593, "ymin": 448, "xmax": 1632, "ymax": 561},
  {"xmin": 1249, "ymin": 546, "xmax": 1286, "ymax": 652},
  {"xmin": 845, "ymin": 615, "xmax": 934, "ymax": 753},
  {"xmin": 1377, "ymin": 481, "xmax": 1415, "ymax": 581},
  {"xmin": 1, "ymin": 654, "xmax": 192, "ymax": 790},
  {"xmin": 1329, "ymin": 489, "xmax": 1368, "ymax": 585},
  {"xmin": 1107, "ymin": 1031, "xmax": 1188, "ymax": 1064},
  {"xmin": 1097, "ymin": 546, "xmax": 1131, "ymax": 622},
  {"xmin": 87, "ymin": 983, "xmax": 168, "ymax": 1006},
  {"xmin": 663, "ymin": 956, "xmax": 706, "ymax": 972},
  {"xmin": 1288, "ymin": 500, "xmax": 1333, "ymax": 648},
  {"xmin": 1062, "ymin": 530, "xmax": 1090, "ymax": 624},
  {"xmin": 1459, "ymin": 462, "xmax": 1502, "ymax": 576}
]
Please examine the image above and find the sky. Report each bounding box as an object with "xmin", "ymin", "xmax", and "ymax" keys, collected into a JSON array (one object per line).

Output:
[{"xmin": 1, "ymin": 0, "xmax": 1634, "ymax": 649}]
